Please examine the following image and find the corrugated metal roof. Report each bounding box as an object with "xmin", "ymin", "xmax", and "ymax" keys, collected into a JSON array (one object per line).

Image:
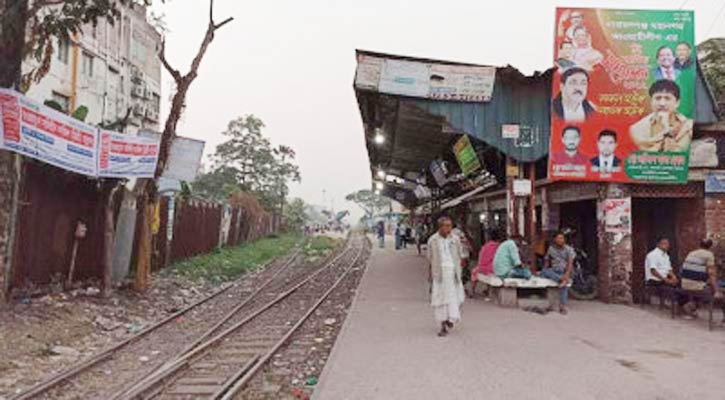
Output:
[
  {"xmin": 409, "ymin": 67, "xmax": 553, "ymax": 162},
  {"xmin": 695, "ymin": 61, "xmax": 719, "ymax": 124},
  {"xmin": 408, "ymin": 65, "xmax": 719, "ymax": 163}
]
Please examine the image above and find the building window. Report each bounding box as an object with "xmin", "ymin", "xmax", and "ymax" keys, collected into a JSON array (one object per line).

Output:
[
  {"xmin": 57, "ymin": 37, "xmax": 70, "ymax": 64},
  {"xmin": 51, "ymin": 92, "xmax": 70, "ymax": 113},
  {"xmin": 82, "ymin": 52, "xmax": 94, "ymax": 77}
]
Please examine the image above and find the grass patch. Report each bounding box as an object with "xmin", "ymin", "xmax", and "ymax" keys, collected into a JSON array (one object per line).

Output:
[
  {"xmin": 166, "ymin": 234, "xmax": 302, "ymax": 283},
  {"xmin": 303, "ymin": 235, "xmax": 342, "ymax": 261}
]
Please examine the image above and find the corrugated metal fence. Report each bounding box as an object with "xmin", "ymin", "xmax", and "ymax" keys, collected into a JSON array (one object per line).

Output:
[{"xmin": 9, "ymin": 164, "xmax": 280, "ymax": 293}]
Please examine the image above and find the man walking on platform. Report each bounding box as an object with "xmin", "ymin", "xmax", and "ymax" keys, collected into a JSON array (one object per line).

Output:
[{"xmin": 427, "ymin": 216, "xmax": 466, "ymax": 337}]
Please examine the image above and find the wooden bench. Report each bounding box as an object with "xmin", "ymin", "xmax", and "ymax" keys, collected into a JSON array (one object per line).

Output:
[
  {"xmin": 477, "ymin": 273, "xmax": 571, "ymax": 309},
  {"xmin": 642, "ymin": 285, "xmax": 723, "ymax": 331}
]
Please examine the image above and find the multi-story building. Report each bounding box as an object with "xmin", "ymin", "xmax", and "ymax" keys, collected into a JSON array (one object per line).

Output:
[{"xmin": 22, "ymin": 2, "xmax": 162, "ymax": 133}]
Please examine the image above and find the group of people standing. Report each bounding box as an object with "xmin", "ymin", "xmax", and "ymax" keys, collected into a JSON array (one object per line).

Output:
[
  {"xmin": 425, "ymin": 216, "xmax": 578, "ymax": 337},
  {"xmin": 374, "ymin": 220, "xmax": 431, "ymax": 255}
]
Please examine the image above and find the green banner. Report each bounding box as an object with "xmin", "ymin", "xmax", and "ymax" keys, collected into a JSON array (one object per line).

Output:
[{"xmin": 453, "ymin": 135, "xmax": 481, "ymax": 176}]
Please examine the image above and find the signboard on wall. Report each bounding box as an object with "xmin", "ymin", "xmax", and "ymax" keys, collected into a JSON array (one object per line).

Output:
[
  {"xmin": 138, "ymin": 133, "xmax": 205, "ymax": 182},
  {"xmin": 705, "ymin": 171, "xmax": 725, "ymax": 193},
  {"xmin": 549, "ymin": 8, "xmax": 695, "ymax": 183},
  {"xmin": 355, "ymin": 54, "xmax": 496, "ymax": 102},
  {"xmin": 164, "ymin": 136, "xmax": 205, "ymax": 182},
  {"xmin": 98, "ymin": 130, "xmax": 160, "ymax": 178},
  {"xmin": 502, "ymin": 124, "xmax": 520, "ymax": 139},
  {"xmin": 0, "ymin": 88, "xmax": 98, "ymax": 176},
  {"xmin": 602, "ymin": 198, "xmax": 632, "ymax": 234},
  {"xmin": 513, "ymin": 179, "xmax": 532, "ymax": 196},
  {"xmin": 453, "ymin": 135, "xmax": 481, "ymax": 176}
]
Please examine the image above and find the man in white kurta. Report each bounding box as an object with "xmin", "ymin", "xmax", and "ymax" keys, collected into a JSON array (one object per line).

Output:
[{"xmin": 427, "ymin": 217, "xmax": 465, "ymax": 337}]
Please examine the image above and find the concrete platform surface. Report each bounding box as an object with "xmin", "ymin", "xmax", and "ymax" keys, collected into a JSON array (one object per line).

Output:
[{"xmin": 313, "ymin": 236, "xmax": 725, "ymax": 400}]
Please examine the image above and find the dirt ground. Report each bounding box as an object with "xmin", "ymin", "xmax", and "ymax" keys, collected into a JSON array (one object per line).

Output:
[{"xmin": 0, "ymin": 275, "xmax": 217, "ymax": 398}]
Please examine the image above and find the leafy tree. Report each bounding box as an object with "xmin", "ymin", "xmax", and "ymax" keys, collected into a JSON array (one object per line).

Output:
[
  {"xmin": 192, "ymin": 165, "xmax": 239, "ymax": 201},
  {"xmin": 283, "ymin": 198, "xmax": 308, "ymax": 232},
  {"xmin": 42, "ymin": 99, "xmax": 89, "ymax": 121},
  {"xmin": 698, "ymin": 38, "xmax": 725, "ymax": 114},
  {"xmin": 345, "ymin": 189, "xmax": 391, "ymax": 219},
  {"xmin": 0, "ymin": 0, "xmax": 158, "ymax": 90},
  {"xmin": 193, "ymin": 115, "xmax": 301, "ymax": 211}
]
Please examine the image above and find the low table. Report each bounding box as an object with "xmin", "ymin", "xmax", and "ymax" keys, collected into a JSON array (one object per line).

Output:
[{"xmin": 477, "ymin": 273, "xmax": 571, "ymax": 309}]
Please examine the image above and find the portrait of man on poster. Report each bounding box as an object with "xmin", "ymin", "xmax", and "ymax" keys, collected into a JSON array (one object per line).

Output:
[{"xmin": 629, "ymin": 79, "xmax": 693, "ymax": 152}]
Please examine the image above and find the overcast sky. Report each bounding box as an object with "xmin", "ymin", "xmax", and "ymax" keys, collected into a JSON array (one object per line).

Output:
[{"xmin": 152, "ymin": 0, "xmax": 725, "ymax": 221}]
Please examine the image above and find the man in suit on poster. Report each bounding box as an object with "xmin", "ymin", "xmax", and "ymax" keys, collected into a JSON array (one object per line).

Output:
[{"xmin": 590, "ymin": 130, "xmax": 621, "ymax": 174}]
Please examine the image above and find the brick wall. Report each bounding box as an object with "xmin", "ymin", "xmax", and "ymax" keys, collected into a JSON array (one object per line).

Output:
[
  {"xmin": 704, "ymin": 194, "xmax": 725, "ymax": 269},
  {"xmin": 597, "ymin": 184, "xmax": 633, "ymax": 304},
  {"xmin": 676, "ymin": 198, "xmax": 706, "ymax": 266}
]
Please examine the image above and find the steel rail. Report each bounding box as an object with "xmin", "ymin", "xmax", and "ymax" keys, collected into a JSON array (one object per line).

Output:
[
  {"xmin": 111, "ymin": 240, "xmax": 357, "ymax": 400},
  {"xmin": 217, "ymin": 239, "xmax": 366, "ymax": 400},
  {"xmin": 11, "ymin": 247, "xmax": 301, "ymax": 400}
]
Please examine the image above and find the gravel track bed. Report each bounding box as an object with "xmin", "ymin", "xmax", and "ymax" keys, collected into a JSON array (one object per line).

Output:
[
  {"xmin": 26, "ymin": 251, "xmax": 305, "ymax": 400},
  {"xmin": 237, "ymin": 239, "xmax": 371, "ymax": 400},
  {"xmin": 146, "ymin": 238, "xmax": 364, "ymax": 399}
]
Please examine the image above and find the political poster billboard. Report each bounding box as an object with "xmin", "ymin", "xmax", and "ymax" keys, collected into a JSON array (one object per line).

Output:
[
  {"xmin": 0, "ymin": 88, "xmax": 98, "ymax": 176},
  {"xmin": 98, "ymin": 130, "xmax": 160, "ymax": 178},
  {"xmin": 549, "ymin": 8, "xmax": 695, "ymax": 183}
]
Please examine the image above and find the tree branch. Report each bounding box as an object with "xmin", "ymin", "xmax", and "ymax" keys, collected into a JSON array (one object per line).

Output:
[
  {"xmin": 158, "ymin": 40, "xmax": 182, "ymax": 82},
  {"xmin": 214, "ymin": 17, "xmax": 233, "ymax": 30}
]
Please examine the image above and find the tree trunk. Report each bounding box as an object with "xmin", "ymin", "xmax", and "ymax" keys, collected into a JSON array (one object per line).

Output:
[
  {"xmin": 133, "ymin": 0, "xmax": 233, "ymax": 291},
  {"xmin": 0, "ymin": 0, "xmax": 28, "ymax": 89},
  {"xmin": 102, "ymin": 183, "xmax": 121, "ymax": 296},
  {"xmin": 0, "ymin": 0, "xmax": 29, "ymax": 303}
]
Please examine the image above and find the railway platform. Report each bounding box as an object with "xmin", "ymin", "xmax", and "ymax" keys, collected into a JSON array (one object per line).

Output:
[{"xmin": 313, "ymin": 236, "xmax": 725, "ymax": 400}]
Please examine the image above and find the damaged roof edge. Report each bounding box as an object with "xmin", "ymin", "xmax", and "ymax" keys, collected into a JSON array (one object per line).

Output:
[{"xmin": 355, "ymin": 49, "xmax": 552, "ymax": 83}]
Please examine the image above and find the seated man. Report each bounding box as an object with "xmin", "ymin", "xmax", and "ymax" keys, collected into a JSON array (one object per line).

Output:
[
  {"xmin": 680, "ymin": 239, "xmax": 725, "ymax": 321},
  {"xmin": 469, "ymin": 229, "xmax": 502, "ymax": 298},
  {"xmin": 493, "ymin": 234, "xmax": 532, "ymax": 280},
  {"xmin": 645, "ymin": 238, "xmax": 687, "ymax": 308},
  {"xmin": 540, "ymin": 232, "xmax": 575, "ymax": 315}
]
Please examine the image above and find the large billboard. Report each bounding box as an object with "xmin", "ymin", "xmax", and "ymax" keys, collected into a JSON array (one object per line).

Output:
[{"xmin": 549, "ymin": 8, "xmax": 695, "ymax": 183}]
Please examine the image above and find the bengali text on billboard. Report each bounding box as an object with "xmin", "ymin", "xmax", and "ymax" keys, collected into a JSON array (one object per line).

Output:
[{"xmin": 549, "ymin": 8, "xmax": 695, "ymax": 183}]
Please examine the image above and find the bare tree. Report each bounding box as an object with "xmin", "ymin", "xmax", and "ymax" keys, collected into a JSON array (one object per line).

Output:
[{"xmin": 134, "ymin": 0, "xmax": 233, "ymax": 290}]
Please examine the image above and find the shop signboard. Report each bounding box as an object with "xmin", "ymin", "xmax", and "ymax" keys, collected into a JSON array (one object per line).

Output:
[
  {"xmin": 513, "ymin": 179, "xmax": 532, "ymax": 196},
  {"xmin": 355, "ymin": 56, "xmax": 496, "ymax": 102},
  {"xmin": 549, "ymin": 8, "xmax": 695, "ymax": 183},
  {"xmin": 0, "ymin": 88, "xmax": 98, "ymax": 176},
  {"xmin": 98, "ymin": 130, "xmax": 160, "ymax": 178},
  {"xmin": 453, "ymin": 135, "xmax": 481, "ymax": 176},
  {"xmin": 428, "ymin": 64, "xmax": 496, "ymax": 102},
  {"xmin": 378, "ymin": 59, "xmax": 430, "ymax": 98},
  {"xmin": 502, "ymin": 124, "xmax": 520, "ymax": 139},
  {"xmin": 705, "ymin": 171, "xmax": 725, "ymax": 193}
]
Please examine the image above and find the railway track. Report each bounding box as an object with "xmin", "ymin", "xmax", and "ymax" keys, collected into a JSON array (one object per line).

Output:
[
  {"xmin": 11, "ymin": 242, "xmax": 323, "ymax": 400},
  {"xmin": 111, "ymin": 234, "xmax": 368, "ymax": 400}
]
